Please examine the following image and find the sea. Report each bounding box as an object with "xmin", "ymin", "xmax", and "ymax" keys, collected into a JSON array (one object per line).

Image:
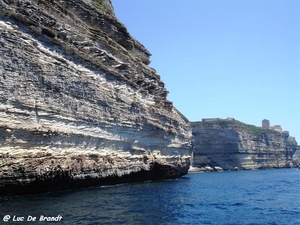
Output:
[{"xmin": 1, "ymin": 168, "xmax": 300, "ymax": 225}]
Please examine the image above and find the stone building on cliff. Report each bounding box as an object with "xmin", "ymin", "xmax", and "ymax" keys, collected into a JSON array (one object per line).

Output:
[
  {"xmin": 262, "ymin": 119, "xmax": 270, "ymax": 129},
  {"xmin": 191, "ymin": 119, "xmax": 299, "ymax": 171}
]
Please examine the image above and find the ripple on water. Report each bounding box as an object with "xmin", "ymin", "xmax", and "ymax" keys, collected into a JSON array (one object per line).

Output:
[{"xmin": 1, "ymin": 169, "xmax": 300, "ymax": 225}]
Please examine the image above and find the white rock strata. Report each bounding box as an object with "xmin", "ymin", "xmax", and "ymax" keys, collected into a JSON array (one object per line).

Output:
[
  {"xmin": 0, "ymin": 0, "xmax": 192, "ymax": 195},
  {"xmin": 192, "ymin": 119, "xmax": 298, "ymax": 170}
]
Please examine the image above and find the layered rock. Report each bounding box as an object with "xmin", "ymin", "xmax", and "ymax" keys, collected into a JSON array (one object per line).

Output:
[
  {"xmin": 293, "ymin": 146, "xmax": 300, "ymax": 163},
  {"xmin": 192, "ymin": 119, "xmax": 298, "ymax": 170},
  {"xmin": 0, "ymin": 0, "xmax": 192, "ymax": 195}
]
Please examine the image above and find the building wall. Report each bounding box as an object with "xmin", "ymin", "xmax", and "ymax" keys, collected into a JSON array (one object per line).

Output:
[{"xmin": 262, "ymin": 119, "xmax": 270, "ymax": 129}]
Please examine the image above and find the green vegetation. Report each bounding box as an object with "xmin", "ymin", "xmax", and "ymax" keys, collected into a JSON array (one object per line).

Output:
[
  {"xmin": 192, "ymin": 119, "xmax": 265, "ymax": 136},
  {"xmin": 250, "ymin": 125, "xmax": 263, "ymax": 135},
  {"xmin": 92, "ymin": 0, "xmax": 105, "ymax": 12},
  {"xmin": 174, "ymin": 107, "xmax": 189, "ymax": 123}
]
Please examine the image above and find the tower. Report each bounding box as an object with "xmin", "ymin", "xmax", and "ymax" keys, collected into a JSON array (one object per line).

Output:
[{"xmin": 262, "ymin": 119, "xmax": 270, "ymax": 129}]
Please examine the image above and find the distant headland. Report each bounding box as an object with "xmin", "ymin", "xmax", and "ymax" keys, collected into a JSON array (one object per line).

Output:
[{"xmin": 191, "ymin": 118, "xmax": 299, "ymax": 172}]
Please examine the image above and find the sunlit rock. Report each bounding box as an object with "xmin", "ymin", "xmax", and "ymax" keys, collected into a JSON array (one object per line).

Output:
[
  {"xmin": 192, "ymin": 119, "xmax": 298, "ymax": 170},
  {"xmin": 0, "ymin": 0, "xmax": 192, "ymax": 195}
]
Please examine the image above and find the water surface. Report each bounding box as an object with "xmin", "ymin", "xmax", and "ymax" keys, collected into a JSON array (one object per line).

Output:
[{"xmin": 1, "ymin": 169, "xmax": 300, "ymax": 224}]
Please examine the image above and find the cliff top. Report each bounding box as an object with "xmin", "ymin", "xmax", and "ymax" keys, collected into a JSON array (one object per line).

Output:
[{"xmin": 191, "ymin": 119, "xmax": 298, "ymax": 145}]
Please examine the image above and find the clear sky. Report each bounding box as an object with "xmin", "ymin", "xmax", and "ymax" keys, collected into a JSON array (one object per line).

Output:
[{"xmin": 112, "ymin": 1, "xmax": 300, "ymax": 142}]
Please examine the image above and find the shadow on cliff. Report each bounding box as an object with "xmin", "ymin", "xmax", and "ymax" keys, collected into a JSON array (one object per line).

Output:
[{"xmin": 192, "ymin": 128, "xmax": 242, "ymax": 170}]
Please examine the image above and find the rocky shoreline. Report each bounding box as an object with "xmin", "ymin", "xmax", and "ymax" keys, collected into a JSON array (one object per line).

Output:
[{"xmin": 0, "ymin": 161, "xmax": 188, "ymax": 196}]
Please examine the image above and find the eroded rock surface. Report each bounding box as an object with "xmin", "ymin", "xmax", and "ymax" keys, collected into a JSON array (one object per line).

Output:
[
  {"xmin": 192, "ymin": 119, "xmax": 298, "ymax": 170},
  {"xmin": 0, "ymin": 0, "xmax": 192, "ymax": 195}
]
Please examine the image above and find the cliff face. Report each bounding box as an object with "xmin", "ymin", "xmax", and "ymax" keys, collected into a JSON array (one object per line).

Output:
[
  {"xmin": 192, "ymin": 119, "xmax": 298, "ymax": 170},
  {"xmin": 293, "ymin": 146, "xmax": 300, "ymax": 162},
  {"xmin": 0, "ymin": 0, "xmax": 192, "ymax": 195}
]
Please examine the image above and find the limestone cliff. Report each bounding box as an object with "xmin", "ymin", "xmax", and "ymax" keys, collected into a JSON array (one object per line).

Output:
[
  {"xmin": 0, "ymin": 0, "xmax": 192, "ymax": 195},
  {"xmin": 293, "ymin": 146, "xmax": 300, "ymax": 163},
  {"xmin": 191, "ymin": 119, "xmax": 298, "ymax": 170}
]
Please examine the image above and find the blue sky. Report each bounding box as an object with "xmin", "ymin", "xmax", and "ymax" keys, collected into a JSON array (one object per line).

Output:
[{"xmin": 112, "ymin": 1, "xmax": 300, "ymax": 142}]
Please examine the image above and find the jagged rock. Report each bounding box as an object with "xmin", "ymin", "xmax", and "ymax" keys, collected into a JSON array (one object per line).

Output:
[
  {"xmin": 204, "ymin": 166, "xmax": 214, "ymax": 172},
  {"xmin": 0, "ymin": 0, "xmax": 192, "ymax": 195},
  {"xmin": 188, "ymin": 166, "xmax": 202, "ymax": 173},
  {"xmin": 192, "ymin": 119, "xmax": 298, "ymax": 170},
  {"xmin": 214, "ymin": 166, "xmax": 223, "ymax": 172}
]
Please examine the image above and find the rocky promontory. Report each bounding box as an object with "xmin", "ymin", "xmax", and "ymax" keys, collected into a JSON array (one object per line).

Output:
[
  {"xmin": 0, "ymin": 0, "xmax": 192, "ymax": 195},
  {"xmin": 191, "ymin": 118, "xmax": 298, "ymax": 171}
]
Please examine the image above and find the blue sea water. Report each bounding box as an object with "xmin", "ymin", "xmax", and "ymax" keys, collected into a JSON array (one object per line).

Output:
[{"xmin": 1, "ymin": 168, "xmax": 300, "ymax": 225}]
